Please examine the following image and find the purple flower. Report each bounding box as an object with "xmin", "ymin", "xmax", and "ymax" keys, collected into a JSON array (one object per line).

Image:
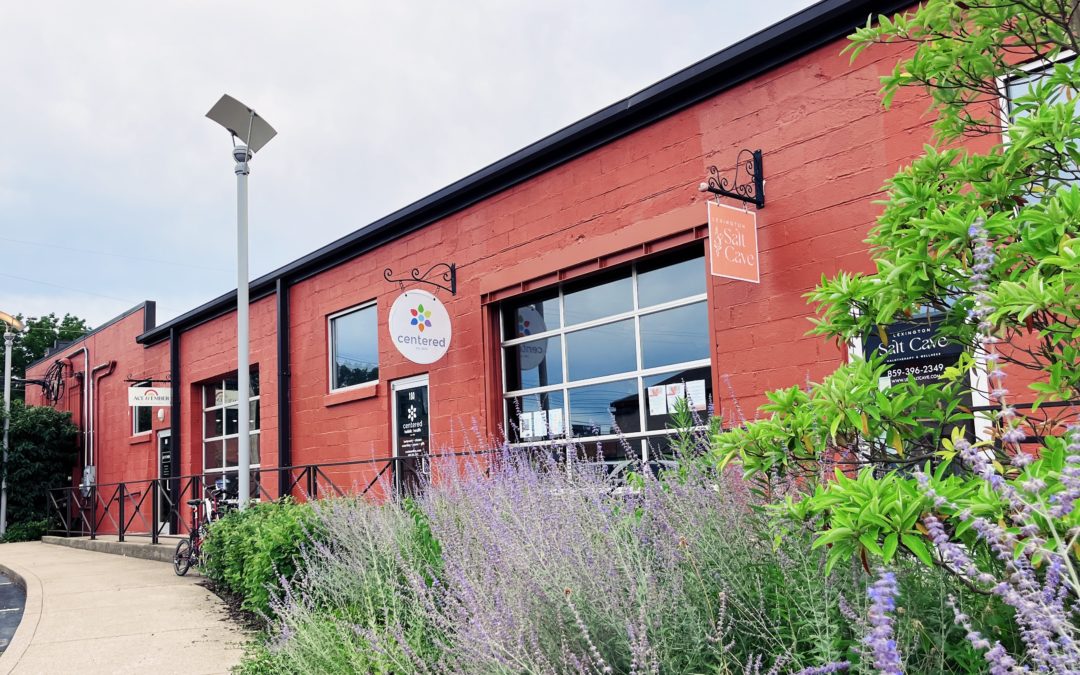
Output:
[{"xmin": 863, "ymin": 568, "xmax": 903, "ymax": 674}]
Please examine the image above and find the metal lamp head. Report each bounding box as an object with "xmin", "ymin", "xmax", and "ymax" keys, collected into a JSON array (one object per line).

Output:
[
  {"xmin": 0, "ymin": 311, "xmax": 24, "ymax": 334},
  {"xmin": 206, "ymin": 94, "xmax": 277, "ymax": 155}
]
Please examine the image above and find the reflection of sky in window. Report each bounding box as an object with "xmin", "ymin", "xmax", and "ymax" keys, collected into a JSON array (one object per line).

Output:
[
  {"xmin": 564, "ymin": 273, "xmax": 632, "ymax": 325},
  {"xmin": 640, "ymin": 302, "xmax": 709, "ymax": 369},
  {"xmin": 637, "ymin": 255, "xmax": 705, "ymax": 307},
  {"xmin": 334, "ymin": 306, "xmax": 378, "ymax": 370},
  {"xmin": 565, "ymin": 320, "xmax": 636, "ymax": 380}
]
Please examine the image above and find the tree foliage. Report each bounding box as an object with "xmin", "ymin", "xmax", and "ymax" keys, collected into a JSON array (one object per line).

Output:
[
  {"xmin": 1, "ymin": 400, "xmax": 79, "ymax": 531},
  {"xmin": 2, "ymin": 313, "xmax": 89, "ymax": 400},
  {"xmin": 716, "ymin": 0, "xmax": 1080, "ymax": 572}
]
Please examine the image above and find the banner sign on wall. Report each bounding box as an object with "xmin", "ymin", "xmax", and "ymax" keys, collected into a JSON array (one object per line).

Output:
[
  {"xmin": 388, "ymin": 289, "xmax": 452, "ymax": 364},
  {"xmin": 128, "ymin": 387, "xmax": 171, "ymax": 407},
  {"xmin": 708, "ymin": 201, "xmax": 760, "ymax": 283}
]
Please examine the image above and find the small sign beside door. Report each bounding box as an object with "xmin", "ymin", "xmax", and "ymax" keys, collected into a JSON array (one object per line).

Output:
[
  {"xmin": 708, "ymin": 201, "xmax": 760, "ymax": 283},
  {"xmin": 129, "ymin": 386, "xmax": 171, "ymax": 407}
]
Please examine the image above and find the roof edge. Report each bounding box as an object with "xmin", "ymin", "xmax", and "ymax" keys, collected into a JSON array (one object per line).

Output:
[{"xmin": 25, "ymin": 301, "xmax": 156, "ymax": 372}]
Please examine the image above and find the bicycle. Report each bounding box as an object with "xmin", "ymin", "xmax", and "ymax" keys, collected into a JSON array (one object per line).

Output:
[{"xmin": 173, "ymin": 480, "xmax": 233, "ymax": 576}]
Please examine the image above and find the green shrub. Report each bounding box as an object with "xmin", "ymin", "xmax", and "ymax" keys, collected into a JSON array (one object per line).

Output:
[
  {"xmin": 202, "ymin": 499, "xmax": 322, "ymax": 617},
  {"xmin": 2, "ymin": 518, "xmax": 49, "ymax": 543}
]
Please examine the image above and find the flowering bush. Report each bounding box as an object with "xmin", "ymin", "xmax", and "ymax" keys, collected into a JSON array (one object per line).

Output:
[{"xmin": 238, "ymin": 447, "xmax": 1002, "ymax": 674}]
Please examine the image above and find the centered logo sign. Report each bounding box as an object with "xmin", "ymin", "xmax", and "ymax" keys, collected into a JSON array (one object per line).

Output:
[{"xmin": 388, "ymin": 290, "xmax": 452, "ymax": 364}]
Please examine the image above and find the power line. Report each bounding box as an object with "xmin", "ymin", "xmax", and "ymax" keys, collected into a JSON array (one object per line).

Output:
[
  {"xmin": 0, "ymin": 271, "xmax": 136, "ymax": 306},
  {"xmin": 0, "ymin": 235, "xmax": 228, "ymax": 272}
]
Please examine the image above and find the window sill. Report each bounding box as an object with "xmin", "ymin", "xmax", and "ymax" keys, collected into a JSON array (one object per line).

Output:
[
  {"xmin": 325, "ymin": 382, "xmax": 379, "ymax": 407},
  {"xmin": 128, "ymin": 434, "xmax": 153, "ymax": 446}
]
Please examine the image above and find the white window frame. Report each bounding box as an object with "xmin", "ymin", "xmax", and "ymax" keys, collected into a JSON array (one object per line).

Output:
[
  {"xmin": 500, "ymin": 249, "xmax": 712, "ymax": 465},
  {"xmin": 327, "ymin": 300, "xmax": 379, "ymax": 393},
  {"xmin": 201, "ymin": 375, "xmax": 261, "ymax": 474},
  {"xmin": 131, "ymin": 380, "xmax": 153, "ymax": 436}
]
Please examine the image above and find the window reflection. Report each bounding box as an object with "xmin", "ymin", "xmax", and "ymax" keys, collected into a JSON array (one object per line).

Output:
[
  {"xmin": 502, "ymin": 291, "xmax": 560, "ymax": 340},
  {"xmin": 563, "ymin": 271, "xmax": 632, "ymax": 325},
  {"xmin": 568, "ymin": 379, "xmax": 640, "ymax": 436},
  {"xmin": 637, "ymin": 249, "xmax": 706, "ymax": 307},
  {"xmin": 640, "ymin": 302, "xmax": 710, "ymax": 369},
  {"xmin": 565, "ymin": 320, "xmax": 635, "ymax": 381},
  {"xmin": 504, "ymin": 337, "xmax": 563, "ymax": 391},
  {"xmin": 331, "ymin": 304, "xmax": 379, "ymax": 390}
]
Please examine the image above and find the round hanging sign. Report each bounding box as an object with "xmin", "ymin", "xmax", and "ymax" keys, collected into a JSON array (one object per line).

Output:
[{"xmin": 388, "ymin": 289, "xmax": 452, "ymax": 364}]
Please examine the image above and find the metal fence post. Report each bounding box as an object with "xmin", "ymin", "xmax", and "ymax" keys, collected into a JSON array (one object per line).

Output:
[
  {"xmin": 118, "ymin": 483, "xmax": 126, "ymax": 543},
  {"xmin": 150, "ymin": 480, "xmax": 159, "ymax": 545},
  {"xmin": 89, "ymin": 485, "xmax": 97, "ymax": 540}
]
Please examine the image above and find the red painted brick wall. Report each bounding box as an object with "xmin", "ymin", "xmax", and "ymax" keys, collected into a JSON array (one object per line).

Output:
[
  {"xmin": 25, "ymin": 305, "xmax": 169, "ymax": 491},
  {"xmin": 29, "ymin": 30, "xmax": 1025, "ymax": 505}
]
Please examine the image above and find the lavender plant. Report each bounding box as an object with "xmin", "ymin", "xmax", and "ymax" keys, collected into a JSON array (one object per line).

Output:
[{"xmin": 240, "ymin": 439, "xmax": 999, "ymax": 674}]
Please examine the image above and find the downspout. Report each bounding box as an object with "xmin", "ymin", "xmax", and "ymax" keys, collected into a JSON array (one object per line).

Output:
[
  {"xmin": 169, "ymin": 327, "xmax": 180, "ymax": 485},
  {"xmin": 61, "ymin": 347, "xmax": 90, "ymax": 467},
  {"xmin": 90, "ymin": 361, "xmax": 116, "ymax": 470},
  {"xmin": 276, "ymin": 278, "xmax": 292, "ymax": 496}
]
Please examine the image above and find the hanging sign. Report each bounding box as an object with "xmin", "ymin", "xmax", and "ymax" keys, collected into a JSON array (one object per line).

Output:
[
  {"xmin": 388, "ymin": 289, "xmax": 452, "ymax": 364},
  {"xmin": 708, "ymin": 201, "xmax": 760, "ymax": 283},
  {"xmin": 128, "ymin": 387, "xmax": 171, "ymax": 407}
]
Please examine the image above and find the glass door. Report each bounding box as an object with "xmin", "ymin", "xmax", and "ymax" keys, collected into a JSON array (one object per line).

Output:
[{"xmin": 391, "ymin": 374, "xmax": 430, "ymax": 496}]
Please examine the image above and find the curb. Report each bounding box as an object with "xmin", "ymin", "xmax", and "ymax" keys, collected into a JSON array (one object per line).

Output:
[
  {"xmin": 41, "ymin": 536, "xmax": 176, "ymax": 564},
  {"xmin": 0, "ymin": 558, "xmax": 42, "ymax": 675}
]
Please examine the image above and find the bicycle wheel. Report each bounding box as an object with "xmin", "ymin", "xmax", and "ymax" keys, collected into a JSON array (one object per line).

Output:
[{"xmin": 173, "ymin": 538, "xmax": 193, "ymax": 576}]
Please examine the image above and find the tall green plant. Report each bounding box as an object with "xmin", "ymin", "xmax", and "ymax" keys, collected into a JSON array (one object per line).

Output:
[
  {"xmin": 717, "ymin": 0, "xmax": 1080, "ymax": 573},
  {"xmin": 1, "ymin": 400, "xmax": 79, "ymax": 532}
]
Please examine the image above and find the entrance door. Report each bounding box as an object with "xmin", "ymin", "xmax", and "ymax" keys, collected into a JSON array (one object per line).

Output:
[
  {"xmin": 157, "ymin": 430, "xmax": 172, "ymax": 535},
  {"xmin": 391, "ymin": 375, "xmax": 430, "ymax": 496}
]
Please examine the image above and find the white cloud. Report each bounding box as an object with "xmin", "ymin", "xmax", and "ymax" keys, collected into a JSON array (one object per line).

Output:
[{"xmin": 0, "ymin": 0, "xmax": 812, "ymax": 327}]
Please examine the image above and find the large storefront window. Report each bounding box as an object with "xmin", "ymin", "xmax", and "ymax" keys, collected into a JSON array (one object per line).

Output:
[
  {"xmin": 202, "ymin": 372, "xmax": 260, "ymax": 472},
  {"xmin": 500, "ymin": 246, "xmax": 712, "ymax": 472}
]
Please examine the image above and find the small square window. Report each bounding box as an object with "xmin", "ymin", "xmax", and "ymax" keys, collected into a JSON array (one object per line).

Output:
[
  {"xmin": 132, "ymin": 381, "xmax": 153, "ymax": 435},
  {"xmin": 330, "ymin": 303, "xmax": 379, "ymax": 391}
]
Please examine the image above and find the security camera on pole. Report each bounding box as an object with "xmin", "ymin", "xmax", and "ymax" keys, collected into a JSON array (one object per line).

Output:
[
  {"xmin": 0, "ymin": 310, "xmax": 26, "ymax": 536},
  {"xmin": 206, "ymin": 95, "xmax": 277, "ymax": 510}
]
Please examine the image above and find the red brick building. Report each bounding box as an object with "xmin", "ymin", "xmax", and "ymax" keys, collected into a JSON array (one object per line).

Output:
[{"xmin": 29, "ymin": 0, "xmax": 974, "ymax": 531}]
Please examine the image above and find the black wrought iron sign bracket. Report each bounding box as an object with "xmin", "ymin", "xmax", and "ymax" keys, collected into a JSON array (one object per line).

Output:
[
  {"xmin": 698, "ymin": 149, "xmax": 765, "ymax": 209},
  {"xmin": 384, "ymin": 262, "xmax": 457, "ymax": 296}
]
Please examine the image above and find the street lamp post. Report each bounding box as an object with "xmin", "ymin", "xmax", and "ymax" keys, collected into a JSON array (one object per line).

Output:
[
  {"xmin": 206, "ymin": 95, "xmax": 277, "ymax": 510},
  {"xmin": 0, "ymin": 311, "xmax": 26, "ymax": 536}
]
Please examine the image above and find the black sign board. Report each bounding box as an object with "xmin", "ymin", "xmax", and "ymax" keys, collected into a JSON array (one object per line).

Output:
[
  {"xmin": 394, "ymin": 384, "xmax": 430, "ymax": 495},
  {"xmin": 158, "ymin": 434, "xmax": 173, "ymax": 530},
  {"xmin": 863, "ymin": 320, "xmax": 965, "ymax": 386}
]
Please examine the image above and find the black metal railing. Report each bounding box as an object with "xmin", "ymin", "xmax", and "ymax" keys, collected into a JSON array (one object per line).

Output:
[{"xmin": 45, "ymin": 449, "xmax": 498, "ymax": 543}]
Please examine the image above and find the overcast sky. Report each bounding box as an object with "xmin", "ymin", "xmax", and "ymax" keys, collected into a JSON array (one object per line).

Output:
[{"xmin": 1, "ymin": 0, "xmax": 812, "ymax": 327}]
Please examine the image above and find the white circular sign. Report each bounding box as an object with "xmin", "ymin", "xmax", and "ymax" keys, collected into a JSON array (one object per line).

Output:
[
  {"xmin": 515, "ymin": 306, "xmax": 548, "ymax": 370},
  {"xmin": 388, "ymin": 290, "xmax": 452, "ymax": 364}
]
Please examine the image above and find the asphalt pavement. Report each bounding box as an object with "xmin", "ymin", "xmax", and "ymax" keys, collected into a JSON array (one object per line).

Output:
[{"xmin": 0, "ymin": 575, "xmax": 24, "ymax": 654}]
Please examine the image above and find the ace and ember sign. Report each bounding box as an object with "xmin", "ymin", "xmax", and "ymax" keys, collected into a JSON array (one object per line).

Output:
[{"xmin": 708, "ymin": 201, "xmax": 759, "ymax": 283}]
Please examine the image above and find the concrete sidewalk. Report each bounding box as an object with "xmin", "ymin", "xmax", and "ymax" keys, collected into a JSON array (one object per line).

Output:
[{"xmin": 0, "ymin": 542, "xmax": 248, "ymax": 674}]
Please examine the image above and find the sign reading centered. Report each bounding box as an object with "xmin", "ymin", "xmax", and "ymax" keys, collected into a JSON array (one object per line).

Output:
[{"xmin": 388, "ymin": 290, "xmax": 452, "ymax": 364}]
